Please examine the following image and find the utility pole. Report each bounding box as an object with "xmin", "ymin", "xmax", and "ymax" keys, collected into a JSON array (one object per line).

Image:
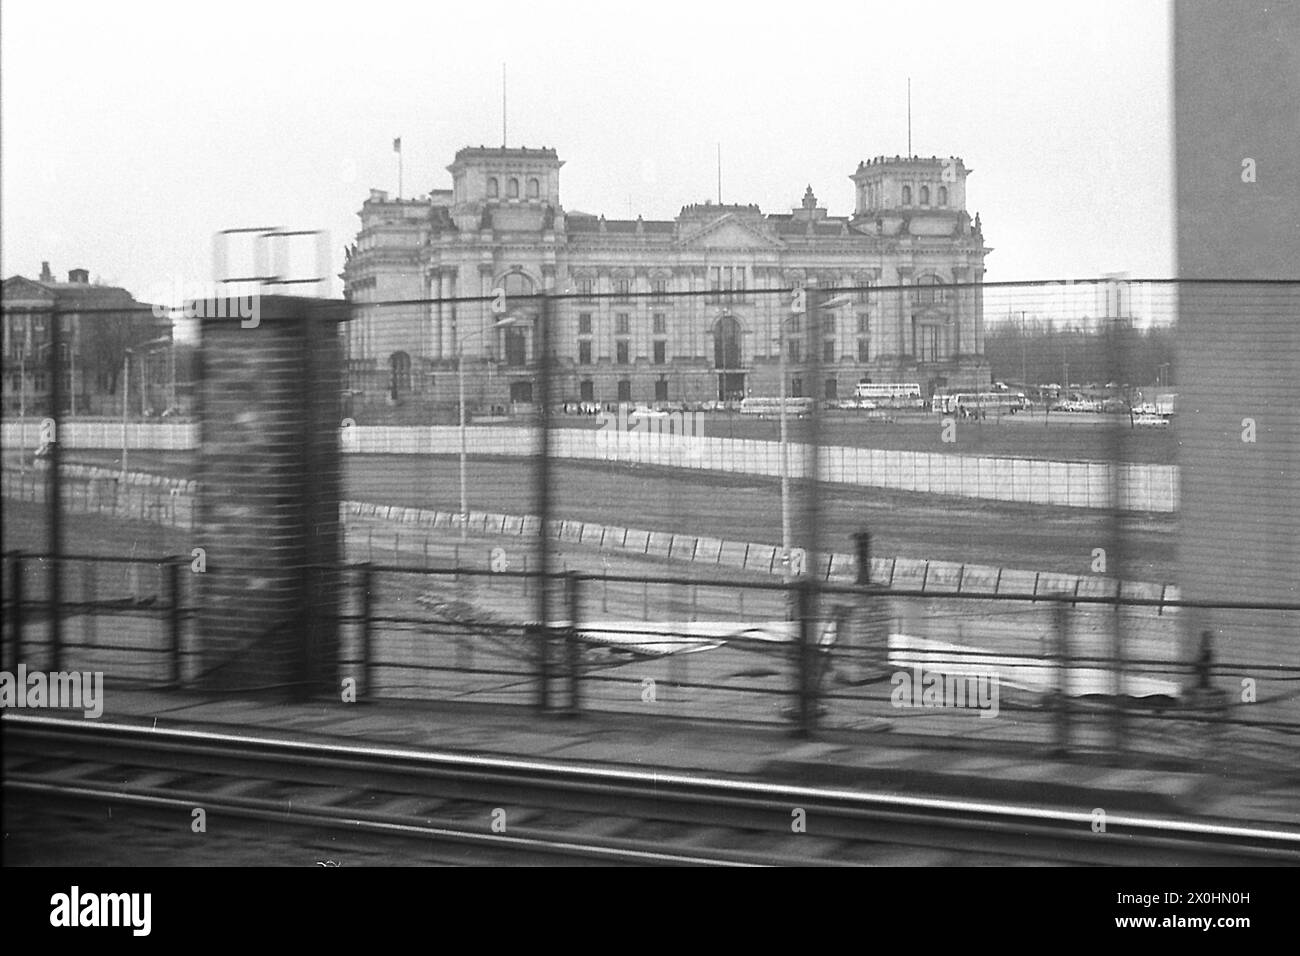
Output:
[
  {"xmin": 1019, "ymin": 310, "xmax": 1027, "ymax": 386},
  {"xmin": 18, "ymin": 343, "xmax": 26, "ymax": 476},
  {"xmin": 122, "ymin": 353, "xmax": 130, "ymax": 480}
]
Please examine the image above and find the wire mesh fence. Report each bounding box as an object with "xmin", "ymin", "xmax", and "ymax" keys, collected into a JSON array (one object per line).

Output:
[{"xmin": 2, "ymin": 278, "xmax": 1297, "ymax": 761}]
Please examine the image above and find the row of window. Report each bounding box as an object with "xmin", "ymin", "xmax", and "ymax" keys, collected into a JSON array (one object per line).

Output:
[
  {"xmin": 574, "ymin": 316, "xmax": 878, "ymax": 338},
  {"xmin": 2, "ymin": 341, "xmax": 74, "ymax": 360},
  {"xmin": 575, "ymin": 312, "xmax": 871, "ymax": 336},
  {"xmin": 900, "ymin": 185, "xmax": 948, "ymax": 207},
  {"xmin": 573, "ymin": 338, "xmax": 872, "ymax": 366},
  {"xmin": 573, "ymin": 277, "xmax": 672, "ymax": 301},
  {"xmin": 487, "ymin": 177, "xmax": 541, "ymax": 199},
  {"xmin": 573, "ymin": 377, "xmax": 846, "ymax": 404},
  {"xmin": 3, "ymin": 372, "xmax": 77, "ymax": 392},
  {"xmin": 578, "ymin": 313, "xmax": 671, "ymax": 335},
  {"xmin": 567, "ymin": 277, "xmax": 945, "ymax": 303}
]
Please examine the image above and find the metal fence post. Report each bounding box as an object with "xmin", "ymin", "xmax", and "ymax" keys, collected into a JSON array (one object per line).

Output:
[
  {"xmin": 565, "ymin": 571, "xmax": 582, "ymax": 716},
  {"xmin": 7, "ymin": 553, "xmax": 23, "ymax": 672},
  {"xmin": 795, "ymin": 578, "xmax": 817, "ymax": 736},
  {"xmin": 167, "ymin": 558, "xmax": 182, "ymax": 688},
  {"xmin": 533, "ymin": 619, "xmax": 550, "ymax": 713},
  {"xmin": 854, "ymin": 531, "xmax": 871, "ymax": 583},
  {"xmin": 48, "ymin": 304, "xmax": 63, "ymax": 674},
  {"xmin": 359, "ymin": 564, "xmax": 373, "ymax": 699},
  {"xmin": 1053, "ymin": 597, "xmax": 1071, "ymax": 754}
]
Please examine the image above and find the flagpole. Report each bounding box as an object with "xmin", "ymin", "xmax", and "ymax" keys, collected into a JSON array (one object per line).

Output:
[
  {"xmin": 907, "ymin": 78, "xmax": 912, "ymax": 157},
  {"xmin": 393, "ymin": 136, "xmax": 404, "ymax": 198}
]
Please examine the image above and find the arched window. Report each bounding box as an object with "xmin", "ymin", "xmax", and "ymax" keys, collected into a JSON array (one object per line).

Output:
[
  {"xmin": 487, "ymin": 178, "xmax": 499, "ymax": 198},
  {"xmin": 902, "ymin": 185, "xmax": 912, "ymax": 205},
  {"xmin": 938, "ymin": 186, "xmax": 948, "ymax": 206},
  {"xmin": 920, "ymin": 185, "xmax": 930, "ymax": 205},
  {"xmin": 527, "ymin": 177, "xmax": 539, "ymax": 198},
  {"xmin": 713, "ymin": 316, "xmax": 742, "ymax": 369},
  {"xmin": 912, "ymin": 274, "xmax": 945, "ymax": 306},
  {"xmin": 507, "ymin": 178, "xmax": 519, "ymax": 198},
  {"xmin": 503, "ymin": 271, "xmax": 534, "ymax": 299}
]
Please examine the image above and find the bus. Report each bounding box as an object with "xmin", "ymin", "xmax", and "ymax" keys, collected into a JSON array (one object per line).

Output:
[
  {"xmin": 935, "ymin": 391, "xmax": 1028, "ymax": 416},
  {"xmin": 739, "ymin": 396, "xmax": 814, "ymax": 419},
  {"xmin": 853, "ymin": 382, "xmax": 924, "ymax": 407}
]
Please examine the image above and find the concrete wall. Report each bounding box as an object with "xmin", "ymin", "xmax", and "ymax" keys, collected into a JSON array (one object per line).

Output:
[
  {"xmin": 3, "ymin": 421, "xmax": 1180, "ymax": 512},
  {"xmin": 3, "ymin": 462, "xmax": 1180, "ymax": 604}
]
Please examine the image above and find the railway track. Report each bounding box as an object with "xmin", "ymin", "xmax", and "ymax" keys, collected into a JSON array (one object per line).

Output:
[{"xmin": 4, "ymin": 713, "xmax": 1298, "ymax": 866}]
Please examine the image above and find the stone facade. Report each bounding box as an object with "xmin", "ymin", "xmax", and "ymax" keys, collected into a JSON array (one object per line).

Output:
[
  {"xmin": 1, "ymin": 263, "xmax": 170, "ymax": 417},
  {"xmin": 342, "ymin": 146, "xmax": 991, "ymax": 412}
]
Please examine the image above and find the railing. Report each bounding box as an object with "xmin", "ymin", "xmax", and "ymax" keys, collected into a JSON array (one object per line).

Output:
[{"xmin": 4, "ymin": 550, "xmax": 1296, "ymax": 763}]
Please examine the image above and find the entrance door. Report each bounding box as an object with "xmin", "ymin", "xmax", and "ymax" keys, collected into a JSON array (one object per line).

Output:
[{"xmin": 717, "ymin": 373, "xmax": 745, "ymax": 401}]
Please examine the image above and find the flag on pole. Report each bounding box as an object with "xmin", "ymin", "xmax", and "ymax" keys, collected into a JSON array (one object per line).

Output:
[{"xmin": 393, "ymin": 137, "xmax": 402, "ymax": 152}]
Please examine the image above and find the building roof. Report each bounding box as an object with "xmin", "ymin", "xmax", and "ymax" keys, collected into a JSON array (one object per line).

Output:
[
  {"xmin": 565, "ymin": 216, "xmax": 675, "ymax": 235},
  {"xmin": 679, "ymin": 202, "xmax": 762, "ymax": 218},
  {"xmin": 769, "ymin": 217, "xmax": 861, "ymax": 237},
  {"xmin": 453, "ymin": 145, "xmax": 560, "ymax": 162},
  {"xmin": 3, "ymin": 273, "xmax": 151, "ymax": 315}
]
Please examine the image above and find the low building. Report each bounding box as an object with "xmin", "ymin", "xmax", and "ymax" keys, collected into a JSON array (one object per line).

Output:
[{"xmin": 2, "ymin": 263, "xmax": 173, "ymax": 417}]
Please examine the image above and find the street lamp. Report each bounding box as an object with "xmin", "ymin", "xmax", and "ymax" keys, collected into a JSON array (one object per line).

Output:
[
  {"xmin": 777, "ymin": 314, "xmax": 796, "ymax": 577},
  {"xmin": 457, "ymin": 315, "xmax": 521, "ymax": 540},
  {"xmin": 776, "ymin": 291, "xmax": 851, "ymax": 580}
]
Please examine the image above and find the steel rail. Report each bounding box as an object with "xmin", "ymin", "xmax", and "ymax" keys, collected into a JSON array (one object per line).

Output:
[{"xmin": 6, "ymin": 714, "xmax": 1298, "ymax": 865}]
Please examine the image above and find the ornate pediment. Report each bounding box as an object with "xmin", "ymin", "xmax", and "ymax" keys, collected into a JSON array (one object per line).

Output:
[
  {"xmin": 677, "ymin": 214, "xmax": 783, "ymax": 250},
  {"xmin": 2, "ymin": 275, "xmax": 56, "ymax": 302}
]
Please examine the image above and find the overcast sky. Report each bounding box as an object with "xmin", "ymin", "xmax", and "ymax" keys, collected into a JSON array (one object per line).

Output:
[{"xmin": 2, "ymin": 0, "xmax": 1173, "ymax": 303}]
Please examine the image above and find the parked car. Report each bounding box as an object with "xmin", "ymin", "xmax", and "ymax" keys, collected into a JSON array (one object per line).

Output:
[{"xmin": 1133, "ymin": 413, "xmax": 1170, "ymax": 427}]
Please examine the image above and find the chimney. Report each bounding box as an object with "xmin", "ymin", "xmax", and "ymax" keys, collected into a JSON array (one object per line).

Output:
[
  {"xmin": 68, "ymin": 268, "xmax": 90, "ymax": 284},
  {"xmin": 40, "ymin": 261, "xmax": 53, "ymax": 282}
]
